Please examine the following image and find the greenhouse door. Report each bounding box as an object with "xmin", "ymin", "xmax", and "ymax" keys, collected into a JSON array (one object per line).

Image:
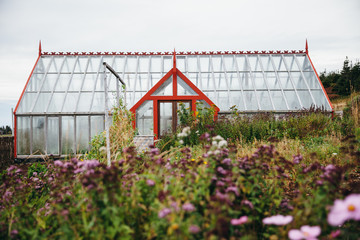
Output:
[{"xmin": 158, "ymin": 100, "xmax": 191, "ymax": 137}]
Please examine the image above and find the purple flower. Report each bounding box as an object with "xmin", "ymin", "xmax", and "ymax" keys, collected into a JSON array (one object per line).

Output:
[
  {"xmin": 158, "ymin": 208, "xmax": 171, "ymax": 218},
  {"xmin": 226, "ymin": 186, "xmax": 239, "ymax": 196},
  {"xmin": 288, "ymin": 225, "xmax": 321, "ymax": 240},
  {"xmin": 189, "ymin": 225, "xmax": 201, "ymax": 234},
  {"xmin": 54, "ymin": 160, "xmax": 63, "ymax": 167},
  {"xmin": 146, "ymin": 179, "xmax": 155, "ymax": 186},
  {"xmin": 231, "ymin": 216, "xmax": 248, "ymax": 225},
  {"xmin": 182, "ymin": 203, "xmax": 196, "ymax": 212},
  {"xmin": 292, "ymin": 154, "xmax": 303, "ymax": 164},
  {"xmin": 262, "ymin": 215, "xmax": 293, "ymax": 225},
  {"xmin": 170, "ymin": 202, "xmax": 180, "ymax": 212},
  {"xmin": 327, "ymin": 194, "xmax": 360, "ymax": 226},
  {"xmin": 330, "ymin": 230, "xmax": 341, "ymax": 238},
  {"xmin": 217, "ymin": 166, "xmax": 227, "ymax": 175},
  {"xmin": 241, "ymin": 200, "xmax": 254, "ymax": 209},
  {"xmin": 222, "ymin": 158, "xmax": 232, "ymax": 165},
  {"xmin": 10, "ymin": 229, "xmax": 18, "ymax": 237}
]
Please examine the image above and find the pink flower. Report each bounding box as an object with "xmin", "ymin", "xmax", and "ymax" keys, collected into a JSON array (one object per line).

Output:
[
  {"xmin": 262, "ymin": 215, "xmax": 293, "ymax": 225},
  {"xmin": 231, "ymin": 216, "xmax": 248, "ymax": 225},
  {"xmin": 327, "ymin": 194, "xmax": 360, "ymax": 226},
  {"xmin": 288, "ymin": 225, "xmax": 321, "ymax": 240},
  {"xmin": 158, "ymin": 208, "xmax": 171, "ymax": 218},
  {"xmin": 188, "ymin": 225, "xmax": 201, "ymax": 234},
  {"xmin": 182, "ymin": 203, "xmax": 196, "ymax": 212},
  {"xmin": 146, "ymin": 179, "xmax": 155, "ymax": 186}
]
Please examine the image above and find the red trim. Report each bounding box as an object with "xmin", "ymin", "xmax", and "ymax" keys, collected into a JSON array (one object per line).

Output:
[
  {"xmin": 130, "ymin": 61, "xmax": 219, "ymax": 139},
  {"xmin": 41, "ymin": 50, "xmax": 306, "ymax": 56},
  {"xmin": 306, "ymin": 53, "xmax": 334, "ymax": 110},
  {"xmin": 153, "ymin": 100, "xmax": 158, "ymax": 139},
  {"xmin": 13, "ymin": 55, "xmax": 41, "ymax": 158},
  {"xmin": 14, "ymin": 116, "xmax": 17, "ymax": 158}
]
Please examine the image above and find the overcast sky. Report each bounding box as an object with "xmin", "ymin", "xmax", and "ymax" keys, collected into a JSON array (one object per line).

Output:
[{"xmin": 0, "ymin": 0, "xmax": 359, "ymax": 127}]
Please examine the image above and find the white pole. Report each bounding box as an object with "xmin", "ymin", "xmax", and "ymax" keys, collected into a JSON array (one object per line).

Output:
[{"xmin": 103, "ymin": 63, "xmax": 111, "ymax": 166}]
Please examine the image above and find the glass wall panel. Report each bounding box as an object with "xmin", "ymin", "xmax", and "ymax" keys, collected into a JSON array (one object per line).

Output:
[
  {"xmin": 199, "ymin": 57, "xmax": 210, "ymax": 72},
  {"xmin": 303, "ymin": 71, "xmax": 321, "ymax": 89},
  {"xmin": 242, "ymin": 72, "xmax": 253, "ymax": 90},
  {"xmin": 253, "ymin": 73, "xmax": 267, "ymax": 90},
  {"xmin": 218, "ymin": 91, "xmax": 230, "ymax": 111},
  {"xmin": 230, "ymin": 91, "xmax": 245, "ymax": 110},
  {"xmin": 297, "ymin": 91, "xmax": 314, "ymax": 109},
  {"xmin": 235, "ymin": 56, "xmax": 247, "ymax": 71},
  {"xmin": 187, "ymin": 56, "xmax": 197, "ymax": 73},
  {"xmin": 62, "ymin": 93, "xmax": 79, "ymax": 112},
  {"xmin": 291, "ymin": 72, "xmax": 308, "ymax": 89},
  {"xmin": 68, "ymin": 74, "xmax": 84, "ymax": 91},
  {"xmin": 248, "ymin": 56, "xmax": 260, "ymax": 71},
  {"xmin": 302, "ymin": 56, "xmax": 313, "ymax": 71},
  {"xmin": 151, "ymin": 76, "xmax": 173, "ymax": 96},
  {"xmin": 200, "ymin": 73, "xmax": 214, "ymax": 90},
  {"xmin": 61, "ymin": 116, "xmax": 75, "ymax": 154},
  {"xmin": 244, "ymin": 91, "xmax": 258, "ymax": 110},
  {"xmin": 17, "ymin": 92, "xmax": 37, "ymax": 113},
  {"xmin": 284, "ymin": 56, "xmax": 299, "ymax": 71},
  {"xmin": 266, "ymin": 72, "xmax": 280, "ymax": 89},
  {"xmin": 17, "ymin": 117, "xmax": 30, "ymax": 155},
  {"xmin": 271, "ymin": 56, "xmax": 287, "ymax": 71},
  {"xmin": 32, "ymin": 117, "xmax": 45, "ymax": 155},
  {"xmin": 55, "ymin": 74, "xmax": 72, "ymax": 91},
  {"xmin": 91, "ymin": 92, "xmax": 105, "ymax": 112},
  {"xmin": 178, "ymin": 76, "xmax": 197, "ymax": 95},
  {"xmin": 211, "ymin": 57, "xmax": 222, "ymax": 72},
  {"xmin": 41, "ymin": 74, "xmax": 58, "ymax": 91},
  {"xmin": 270, "ymin": 91, "xmax": 288, "ymax": 110},
  {"xmin": 296, "ymin": 55, "xmax": 306, "ymax": 70},
  {"xmin": 214, "ymin": 73, "xmax": 227, "ymax": 90},
  {"xmin": 284, "ymin": 91, "xmax": 301, "ymax": 110},
  {"xmin": 260, "ymin": 56, "xmax": 273, "ymax": 71},
  {"xmin": 76, "ymin": 116, "xmax": 89, "ymax": 153},
  {"xmin": 278, "ymin": 72, "xmax": 293, "ymax": 89},
  {"xmin": 176, "ymin": 57, "xmax": 186, "ymax": 72},
  {"xmin": 47, "ymin": 117, "xmax": 59, "ymax": 154},
  {"xmin": 136, "ymin": 101, "xmax": 153, "ymax": 135},
  {"xmin": 82, "ymin": 74, "xmax": 97, "ymax": 91},
  {"xmin": 77, "ymin": 92, "xmax": 93, "ymax": 112},
  {"xmin": 47, "ymin": 93, "xmax": 66, "ymax": 112},
  {"xmin": 312, "ymin": 90, "xmax": 331, "ymax": 110},
  {"xmin": 159, "ymin": 102, "xmax": 172, "ymax": 136},
  {"xmin": 27, "ymin": 73, "xmax": 44, "ymax": 92},
  {"xmin": 33, "ymin": 93, "xmax": 51, "ymax": 112},
  {"xmin": 258, "ymin": 91, "xmax": 272, "ymax": 110},
  {"xmin": 91, "ymin": 116, "xmax": 104, "ymax": 139},
  {"xmin": 63, "ymin": 57, "xmax": 76, "ymax": 73},
  {"xmin": 87, "ymin": 56, "xmax": 102, "ymax": 73},
  {"xmin": 223, "ymin": 56, "xmax": 235, "ymax": 72},
  {"xmin": 229, "ymin": 73, "xmax": 241, "ymax": 90}
]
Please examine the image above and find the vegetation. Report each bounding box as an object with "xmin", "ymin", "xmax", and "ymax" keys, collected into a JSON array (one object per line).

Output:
[
  {"xmin": 0, "ymin": 96, "xmax": 359, "ymax": 239},
  {"xmin": 320, "ymin": 57, "xmax": 360, "ymax": 97},
  {"xmin": 0, "ymin": 125, "xmax": 12, "ymax": 135}
]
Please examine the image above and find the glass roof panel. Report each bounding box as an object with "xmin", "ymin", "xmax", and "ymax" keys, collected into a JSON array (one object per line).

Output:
[
  {"xmin": 229, "ymin": 72, "xmax": 241, "ymax": 90},
  {"xmin": 278, "ymin": 72, "xmax": 293, "ymax": 89},
  {"xmin": 290, "ymin": 72, "xmax": 308, "ymax": 89},
  {"xmin": 260, "ymin": 56, "xmax": 273, "ymax": 71},
  {"xmin": 266, "ymin": 72, "xmax": 280, "ymax": 89},
  {"xmin": 26, "ymin": 73, "xmax": 44, "ymax": 92},
  {"xmin": 33, "ymin": 93, "xmax": 51, "ymax": 112},
  {"xmin": 47, "ymin": 93, "xmax": 66, "ymax": 112},
  {"xmin": 40, "ymin": 74, "xmax": 58, "ymax": 91},
  {"xmin": 244, "ymin": 91, "xmax": 258, "ymax": 110},
  {"xmin": 284, "ymin": 91, "xmax": 301, "ymax": 110},
  {"xmin": 272, "ymin": 55, "xmax": 287, "ymax": 71},
  {"xmin": 270, "ymin": 91, "xmax": 288, "ymax": 110},
  {"xmin": 258, "ymin": 91, "xmax": 273, "ymax": 110},
  {"xmin": 297, "ymin": 91, "xmax": 314, "ymax": 109},
  {"xmin": 230, "ymin": 91, "xmax": 245, "ymax": 110},
  {"xmin": 253, "ymin": 73, "xmax": 267, "ymax": 90},
  {"xmin": 303, "ymin": 71, "xmax": 321, "ymax": 89},
  {"xmin": 311, "ymin": 90, "xmax": 331, "ymax": 110},
  {"xmin": 17, "ymin": 92, "xmax": 37, "ymax": 113},
  {"xmin": 235, "ymin": 56, "xmax": 247, "ymax": 71},
  {"xmin": 62, "ymin": 93, "xmax": 79, "ymax": 112},
  {"xmin": 242, "ymin": 72, "xmax": 253, "ymax": 90},
  {"xmin": 248, "ymin": 56, "xmax": 261, "ymax": 71}
]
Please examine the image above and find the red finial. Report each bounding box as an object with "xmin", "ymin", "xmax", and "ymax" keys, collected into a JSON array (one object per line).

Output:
[
  {"xmin": 305, "ymin": 39, "xmax": 308, "ymax": 54},
  {"xmin": 39, "ymin": 40, "xmax": 42, "ymax": 56},
  {"xmin": 173, "ymin": 49, "xmax": 176, "ymax": 70}
]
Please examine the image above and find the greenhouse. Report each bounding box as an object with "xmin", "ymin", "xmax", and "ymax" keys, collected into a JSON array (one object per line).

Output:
[{"xmin": 14, "ymin": 42, "xmax": 333, "ymax": 158}]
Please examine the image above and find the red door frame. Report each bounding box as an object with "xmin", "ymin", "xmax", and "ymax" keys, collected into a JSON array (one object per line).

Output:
[{"xmin": 130, "ymin": 53, "xmax": 219, "ymax": 140}]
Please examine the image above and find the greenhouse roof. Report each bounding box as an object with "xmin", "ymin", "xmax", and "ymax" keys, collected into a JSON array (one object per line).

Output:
[{"xmin": 15, "ymin": 45, "xmax": 333, "ymax": 115}]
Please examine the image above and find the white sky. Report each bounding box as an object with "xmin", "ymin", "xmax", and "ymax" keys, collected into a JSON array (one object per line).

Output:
[{"xmin": 0, "ymin": 0, "xmax": 359, "ymax": 127}]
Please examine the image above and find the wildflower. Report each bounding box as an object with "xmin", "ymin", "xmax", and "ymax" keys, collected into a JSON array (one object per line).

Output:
[
  {"xmin": 146, "ymin": 179, "xmax": 155, "ymax": 186},
  {"xmin": 189, "ymin": 225, "xmax": 201, "ymax": 234},
  {"xmin": 170, "ymin": 202, "xmax": 180, "ymax": 212},
  {"xmin": 332, "ymin": 152, "xmax": 338, "ymax": 156},
  {"xmin": 231, "ymin": 216, "xmax": 248, "ymax": 225},
  {"xmin": 288, "ymin": 225, "xmax": 321, "ymax": 240},
  {"xmin": 54, "ymin": 160, "xmax": 63, "ymax": 167},
  {"xmin": 226, "ymin": 186, "xmax": 239, "ymax": 196},
  {"xmin": 241, "ymin": 200, "xmax": 254, "ymax": 209},
  {"xmin": 218, "ymin": 140, "xmax": 228, "ymax": 148},
  {"xmin": 204, "ymin": 161, "xmax": 207, "ymax": 165},
  {"xmin": 212, "ymin": 135, "xmax": 224, "ymax": 141},
  {"xmin": 10, "ymin": 230, "xmax": 18, "ymax": 237},
  {"xmin": 217, "ymin": 166, "xmax": 227, "ymax": 175},
  {"xmin": 292, "ymin": 154, "xmax": 303, "ymax": 164},
  {"xmin": 222, "ymin": 158, "xmax": 231, "ymax": 165},
  {"xmin": 179, "ymin": 140, "xmax": 184, "ymax": 144},
  {"xmin": 330, "ymin": 230, "xmax": 341, "ymax": 238},
  {"xmin": 191, "ymin": 158, "xmax": 195, "ymax": 161},
  {"xmin": 158, "ymin": 208, "xmax": 171, "ymax": 218},
  {"xmin": 182, "ymin": 203, "xmax": 196, "ymax": 212},
  {"xmin": 262, "ymin": 215, "xmax": 293, "ymax": 225},
  {"xmin": 327, "ymin": 194, "xmax": 360, "ymax": 226}
]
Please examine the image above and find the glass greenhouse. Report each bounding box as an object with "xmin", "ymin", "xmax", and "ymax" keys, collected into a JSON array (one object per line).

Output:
[{"xmin": 14, "ymin": 43, "xmax": 333, "ymax": 158}]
